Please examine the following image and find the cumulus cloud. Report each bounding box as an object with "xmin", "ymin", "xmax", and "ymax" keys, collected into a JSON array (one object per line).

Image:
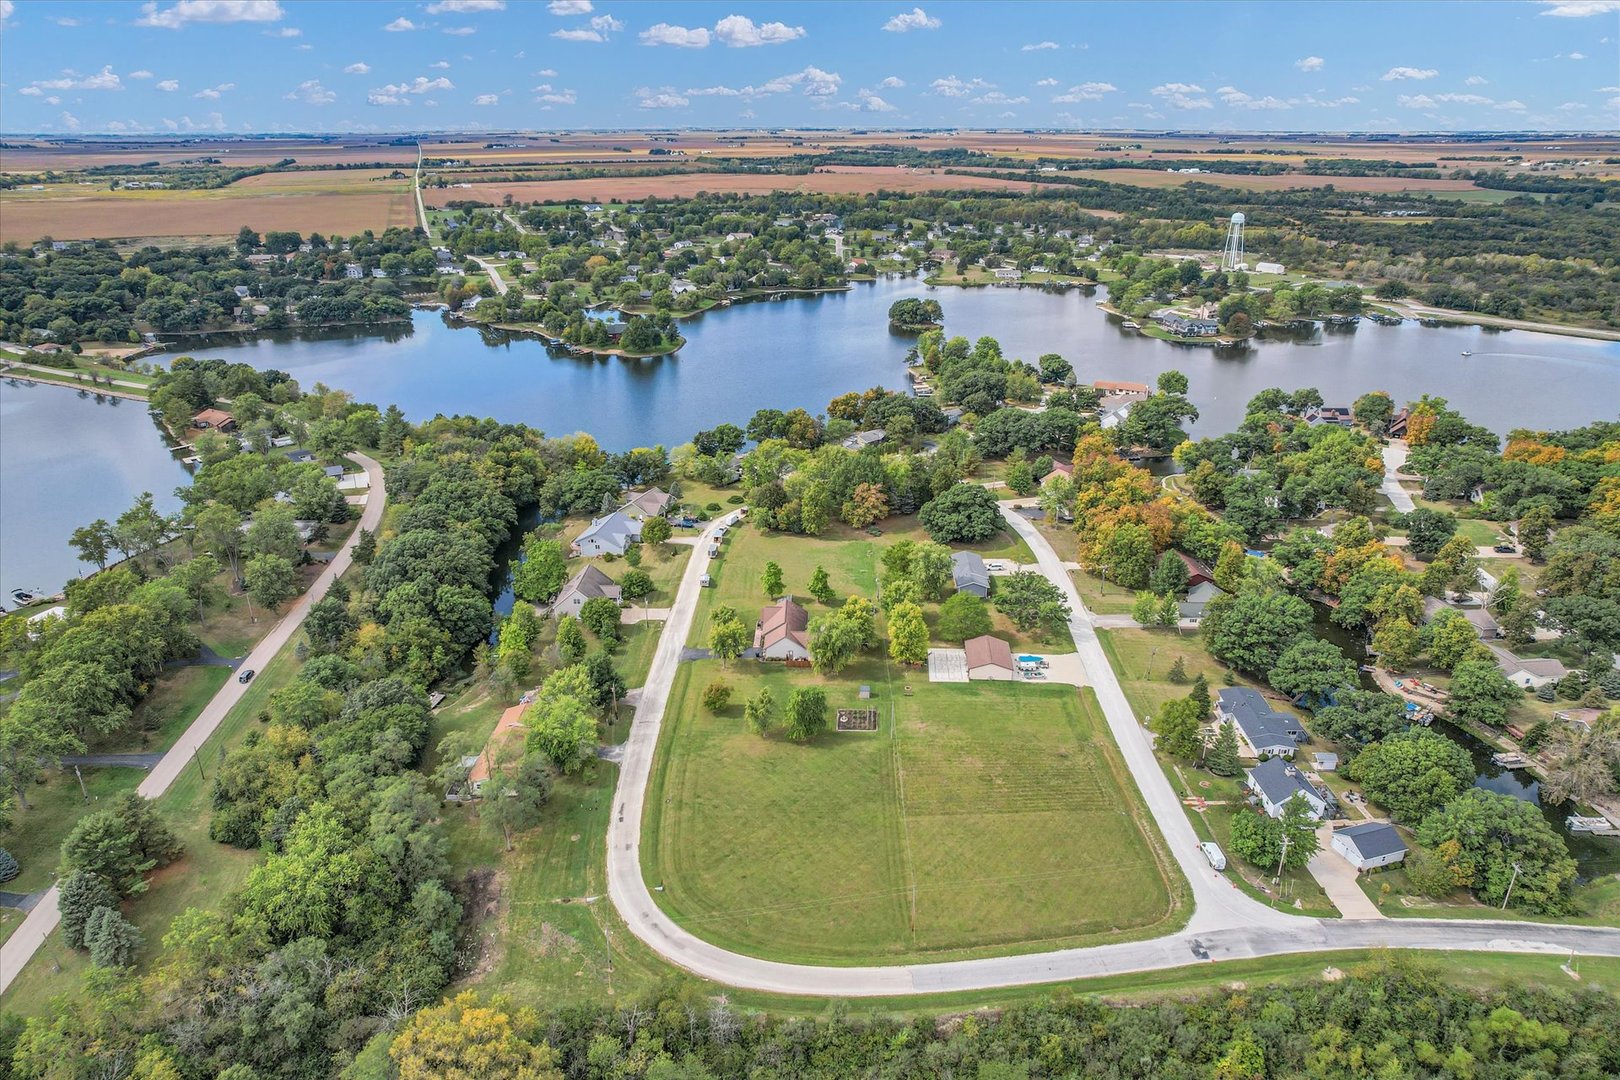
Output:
[
  {"xmin": 384, "ymin": 16, "xmax": 417, "ymax": 31},
  {"xmin": 533, "ymin": 85, "xmax": 576, "ymax": 104},
  {"xmin": 193, "ymin": 82, "xmax": 234, "ymax": 99},
  {"xmin": 552, "ymin": 27, "xmax": 601, "ymax": 41},
  {"xmin": 879, "ymin": 75, "xmax": 905, "ymax": 88},
  {"xmin": 1294, "ymin": 55, "xmax": 1324, "ymax": 71},
  {"xmin": 641, "ymin": 23, "xmax": 710, "ymax": 47},
  {"xmin": 974, "ymin": 91, "xmax": 1028, "ymax": 105},
  {"xmin": 30, "ymin": 66, "xmax": 126, "ymax": 92},
  {"xmin": 689, "ymin": 66, "xmax": 843, "ymax": 100},
  {"xmin": 1495, "ymin": 99, "xmax": 1527, "ymax": 110},
  {"xmin": 1464, "ymin": 74, "xmax": 1488, "ymax": 85},
  {"xmin": 635, "ymin": 86, "xmax": 689, "ymax": 109},
  {"xmin": 1151, "ymin": 82, "xmax": 1211, "ymax": 108},
  {"xmin": 1217, "ymin": 85, "xmax": 1291, "ymax": 109},
  {"xmin": 344, "ymin": 62, "xmax": 370, "ymax": 74},
  {"xmin": 137, "ymin": 1, "xmax": 284, "ymax": 29},
  {"xmin": 853, "ymin": 89, "xmax": 895, "ymax": 111},
  {"xmin": 425, "ymin": 0, "xmax": 505, "ymax": 12},
  {"xmin": 553, "ymin": 14, "xmax": 620, "ymax": 41},
  {"xmin": 1021, "ymin": 41, "xmax": 1059, "ymax": 51},
  {"xmin": 714, "ymin": 14, "xmax": 804, "ymax": 46},
  {"xmin": 130, "ymin": 70, "xmax": 155, "ymax": 79},
  {"xmin": 1381, "ymin": 66, "xmax": 1438, "ymax": 80},
  {"xmin": 1052, "ymin": 81, "xmax": 1117, "ymax": 102},
  {"xmin": 1432, "ymin": 92, "xmax": 1492, "ymax": 104},
  {"xmin": 1538, "ymin": 0, "xmax": 1620, "ymax": 14},
  {"xmin": 1397, "ymin": 94, "xmax": 1437, "ymax": 108},
  {"xmin": 547, "ymin": 0, "xmax": 592, "ymax": 12},
  {"xmin": 285, "ymin": 79, "xmax": 334, "ymax": 104},
  {"xmin": 430, "ymin": 60, "xmax": 451, "ymax": 68},
  {"xmin": 1036, "ymin": 78, "xmax": 1058, "ymax": 87},
  {"xmin": 534, "ymin": 67, "xmax": 558, "ymax": 76},
  {"xmin": 929, "ymin": 75, "xmax": 990, "ymax": 97},
  {"xmin": 443, "ymin": 26, "xmax": 477, "ymax": 35},
  {"xmin": 156, "ymin": 79, "xmax": 180, "ymax": 91},
  {"xmin": 60, "ymin": 111, "xmax": 81, "ymax": 131},
  {"xmin": 883, "ymin": 7, "xmax": 939, "ymax": 32},
  {"xmin": 472, "ymin": 93, "xmax": 500, "ymax": 105}
]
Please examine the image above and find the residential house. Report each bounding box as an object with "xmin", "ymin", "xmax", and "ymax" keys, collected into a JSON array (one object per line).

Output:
[
  {"xmin": 1178, "ymin": 580, "xmax": 1225, "ymax": 622},
  {"xmin": 1246, "ymin": 757, "xmax": 1330, "ymax": 820},
  {"xmin": 233, "ymin": 285, "xmax": 252, "ymax": 299},
  {"xmin": 964, "ymin": 634, "xmax": 1016, "ymax": 681},
  {"xmin": 552, "ymin": 564, "xmax": 622, "ymax": 618},
  {"xmin": 841, "ymin": 429, "xmax": 886, "ymax": 451},
  {"xmin": 1217, "ymin": 687, "xmax": 1306, "ymax": 758},
  {"xmin": 951, "ymin": 551, "xmax": 990, "ymax": 598},
  {"xmin": 572, "ymin": 511, "xmax": 642, "ymax": 557},
  {"xmin": 1497, "ymin": 653, "xmax": 1568, "ymax": 690},
  {"xmin": 1094, "ymin": 381, "xmax": 1152, "ymax": 400},
  {"xmin": 1303, "ymin": 405, "xmax": 1354, "ymax": 427},
  {"xmin": 343, "ymin": 263, "xmax": 364, "ymax": 279},
  {"xmin": 1177, "ymin": 552, "xmax": 1215, "ymax": 588},
  {"xmin": 1042, "ymin": 460, "xmax": 1074, "ymax": 484},
  {"xmin": 1162, "ymin": 314, "xmax": 1220, "ymax": 337},
  {"xmin": 620, "ymin": 487, "xmax": 675, "ymax": 521},
  {"xmin": 462, "ymin": 702, "xmax": 530, "ymax": 798},
  {"xmin": 755, "ymin": 597, "xmax": 810, "ymax": 661},
  {"xmin": 191, "ymin": 408, "xmax": 236, "ymax": 432},
  {"xmin": 993, "ymin": 267, "xmax": 1020, "ymax": 281},
  {"xmin": 1387, "ymin": 408, "xmax": 1410, "ymax": 438},
  {"xmin": 1422, "ymin": 597, "xmax": 1501, "ymax": 640},
  {"xmin": 1099, "ymin": 398, "xmax": 1136, "ymax": 430},
  {"xmin": 940, "ymin": 406, "xmax": 964, "ymax": 426},
  {"xmin": 284, "ymin": 449, "xmax": 316, "ymax": 464},
  {"xmin": 1331, "ymin": 821, "xmax": 1407, "ymax": 871}
]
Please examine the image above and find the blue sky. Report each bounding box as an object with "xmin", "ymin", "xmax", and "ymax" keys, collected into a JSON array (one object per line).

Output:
[{"xmin": 1, "ymin": 0, "xmax": 1616, "ymax": 134}]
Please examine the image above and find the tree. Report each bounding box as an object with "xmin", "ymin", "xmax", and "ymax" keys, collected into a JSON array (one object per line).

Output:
[
  {"xmin": 1200, "ymin": 589, "xmax": 1313, "ymax": 673},
  {"xmin": 1154, "ymin": 697, "xmax": 1204, "ymax": 760},
  {"xmin": 1038, "ymin": 352, "xmax": 1072, "ymax": 384},
  {"xmin": 1518, "ymin": 505, "xmax": 1554, "ymax": 561},
  {"xmin": 389, "ymin": 992, "xmax": 563, "ymax": 1080},
  {"xmin": 0, "ymin": 705, "xmax": 83, "ymax": 810},
  {"xmin": 59, "ymin": 870, "xmax": 121, "ymax": 950},
  {"xmin": 1372, "ymin": 616, "xmax": 1423, "ymax": 670},
  {"xmin": 1167, "ymin": 655, "xmax": 1188, "ymax": 684},
  {"xmin": 84, "ymin": 906, "xmax": 142, "ymax": 968},
  {"xmin": 707, "ymin": 615, "xmax": 748, "ymax": 664},
  {"xmin": 909, "ymin": 542, "xmax": 956, "ymax": 601},
  {"xmin": 1149, "ymin": 551, "xmax": 1189, "ymax": 597},
  {"xmin": 512, "ymin": 537, "xmax": 567, "ymax": 603},
  {"xmin": 888, "ymin": 602, "xmax": 929, "ymax": 665},
  {"xmin": 1422, "ymin": 534, "xmax": 1481, "ymax": 597},
  {"xmin": 809, "ymin": 609, "xmax": 865, "ymax": 675},
  {"xmin": 1157, "ymin": 369, "xmax": 1189, "ymax": 395},
  {"xmin": 556, "ymin": 615, "xmax": 587, "ymax": 664},
  {"xmin": 1353, "ymin": 391, "xmax": 1394, "ymax": 434},
  {"xmin": 1401, "ymin": 508, "xmax": 1458, "ymax": 560},
  {"xmin": 525, "ymin": 692, "xmax": 597, "ymax": 774},
  {"xmin": 1131, "ymin": 590, "xmax": 1177, "ymax": 628},
  {"xmin": 1228, "ymin": 805, "xmax": 1315, "ymax": 872},
  {"xmin": 1269, "ymin": 639, "xmax": 1356, "ymax": 703},
  {"xmin": 936, "ymin": 591, "xmax": 992, "ymax": 643},
  {"xmin": 994, "ymin": 571, "xmax": 1071, "ymax": 635},
  {"xmin": 808, "ymin": 565, "xmax": 835, "ymax": 604},
  {"xmin": 1207, "ymin": 721, "xmax": 1242, "ymax": 777},
  {"xmin": 1417, "ymin": 788, "xmax": 1577, "ymax": 912},
  {"xmin": 783, "ymin": 686, "xmax": 828, "ymax": 742},
  {"xmin": 761, "ymin": 561, "xmax": 784, "ymax": 598},
  {"xmin": 578, "ymin": 596, "xmax": 621, "ymax": 643},
  {"xmin": 619, "ymin": 568, "xmax": 654, "ymax": 603},
  {"xmin": 640, "ymin": 516, "xmax": 672, "ymax": 547},
  {"xmin": 1098, "ymin": 522, "xmax": 1157, "ymax": 590},
  {"xmin": 59, "ymin": 793, "xmax": 181, "ymax": 897},
  {"xmin": 0, "ymin": 847, "xmax": 15, "ymax": 884},
  {"xmin": 1447, "ymin": 658, "xmax": 1519, "ymax": 727},
  {"xmin": 743, "ymin": 688, "xmax": 776, "ymax": 735},
  {"xmin": 841, "ymin": 483, "xmax": 889, "ymax": 528},
  {"xmin": 702, "ymin": 681, "xmax": 731, "ymax": 713},
  {"xmin": 1312, "ymin": 689, "xmax": 1412, "ymax": 747},
  {"xmin": 1541, "ymin": 726, "xmax": 1620, "ymax": 806},
  {"xmin": 244, "ymin": 553, "xmax": 296, "ymax": 612},
  {"xmin": 69, "ymin": 519, "xmax": 116, "ymax": 571},
  {"xmin": 480, "ymin": 751, "xmax": 552, "ymax": 852},
  {"xmin": 1350, "ymin": 728, "xmax": 1474, "ymax": 823},
  {"xmin": 918, "ymin": 483, "xmax": 1002, "ymax": 543},
  {"xmin": 353, "ymin": 527, "xmax": 378, "ymax": 564}
]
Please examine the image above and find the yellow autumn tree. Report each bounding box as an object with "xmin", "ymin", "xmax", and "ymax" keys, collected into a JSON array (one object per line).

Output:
[{"xmin": 391, "ymin": 992, "xmax": 562, "ymax": 1080}]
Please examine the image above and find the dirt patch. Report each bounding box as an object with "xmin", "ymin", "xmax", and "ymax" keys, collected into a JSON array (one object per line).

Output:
[
  {"xmin": 454, "ymin": 867, "xmax": 504, "ymax": 981},
  {"xmin": 536, "ymin": 922, "xmax": 581, "ymax": 958}
]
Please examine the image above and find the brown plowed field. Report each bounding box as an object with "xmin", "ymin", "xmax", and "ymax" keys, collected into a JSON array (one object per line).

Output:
[{"xmin": 0, "ymin": 190, "xmax": 417, "ymax": 244}]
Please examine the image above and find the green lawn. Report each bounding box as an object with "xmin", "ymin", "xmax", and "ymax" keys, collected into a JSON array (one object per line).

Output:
[
  {"xmin": 0, "ymin": 768, "xmax": 146, "ymax": 900},
  {"xmin": 116, "ymin": 664, "xmax": 232, "ymax": 752},
  {"xmin": 1072, "ymin": 567, "xmax": 1138, "ymax": 615},
  {"xmin": 1358, "ymin": 859, "xmax": 1620, "ymax": 927},
  {"xmin": 642, "ymin": 659, "xmax": 1184, "ymax": 964}
]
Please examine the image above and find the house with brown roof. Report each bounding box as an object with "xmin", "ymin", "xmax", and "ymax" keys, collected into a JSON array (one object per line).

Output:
[
  {"xmin": 1042, "ymin": 460, "xmax": 1074, "ymax": 485},
  {"xmin": 192, "ymin": 408, "xmax": 237, "ymax": 432},
  {"xmin": 755, "ymin": 597, "xmax": 810, "ymax": 661},
  {"xmin": 1177, "ymin": 551, "xmax": 1215, "ymax": 588},
  {"xmin": 620, "ymin": 487, "xmax": 675, "ymax": 521},
  {"xmin": 461, "ymin": 702, "xmax": 530, "ymax": 797},
  {"xmin": 552, "ymin": 564, "xmax": 622, "ymax": 618},
  {"xmin": 963, "ymin": 634, "xmax": 1015, "ymax": 681},
  {"xmin": 1093, "ymin": 379, "xmax": 1151, "ymax": 398}
]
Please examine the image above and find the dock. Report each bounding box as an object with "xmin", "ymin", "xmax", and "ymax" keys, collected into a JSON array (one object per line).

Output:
[{"xmin": 1567, "ymin": 815, "xmax": 1620, "ymax": 837}]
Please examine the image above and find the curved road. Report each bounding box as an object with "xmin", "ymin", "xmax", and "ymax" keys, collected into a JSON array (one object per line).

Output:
[
  {"xmin": 604, "ymin": 503, "xmax": 1620, "ymax": 996},
  {"xmin": 0, "ymin": 453, "xmax": 385, "ymax": 996}
]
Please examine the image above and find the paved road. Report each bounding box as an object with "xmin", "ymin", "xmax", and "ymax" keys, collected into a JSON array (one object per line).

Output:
[
  {"xmin": 469, "ymin": 256, "xmax": 510, "ymax": 296},
  {"xmin": 59, "ymin": 753, "xmax": 163, "ymax": 769},
  {"xmin": 601, "ymin": 499, "xmax": 1620, "ymax": 995},
  {"xmin": 0, "ymin": 453, "xmax": 385, "ymax": 998},
  {"xmin": 1385, "ymin": 299, "xmax": 1620, "ymax": 342},
  {"xmin": 1, "ymin": 366, "xmax": 147, "ymax": 403},
  {"xmin": 1381, "ymin": 441, "xmax": 1416, "ymax": 513}
]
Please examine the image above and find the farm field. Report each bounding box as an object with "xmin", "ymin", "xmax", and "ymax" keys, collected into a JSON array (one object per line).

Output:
[
  {"xmin": 642, "ymin": 660, "xmax": 1183, "ymax": 964},
  {"xmin": 1066, "ymin": 168, "xmax": 1488, "ymax": 194},
  {"xmin": 422, "ymin": 166, "xmax": 1070, "ymax": 207}
]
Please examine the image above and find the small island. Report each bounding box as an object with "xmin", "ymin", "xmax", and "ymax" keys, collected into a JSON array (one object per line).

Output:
[{"xmin": 888, "ymin": 297, "xmax": 944, "ymax": 331}]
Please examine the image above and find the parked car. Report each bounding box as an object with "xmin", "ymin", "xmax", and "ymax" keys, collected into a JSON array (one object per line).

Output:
[
  {"xmin": 237, "ymin": 669, "xmax": 256, "ymax": 684},
  {"xmin": 708, "ymin": 546, "xmax": 720, "ymax": 559},
  {"xmin": 700, "ymin": 573, "xmax": 713, "ymax": 587},
  {"xmin": 1200, "ymin": 841, "xmax": 1227, "ymax": 871},
  {"xmin": 1493, "ymin": 543, "xmax": 1517, "ymax": 553}
]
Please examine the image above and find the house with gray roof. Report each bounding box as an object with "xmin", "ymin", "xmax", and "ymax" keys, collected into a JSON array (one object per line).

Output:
[
  {"xmin": 552, "ymin": 565, "xmax": 622, "ymax": 618},
  {"xmin": 1331, "ymin": 821, "xmax": 1407, "ymax": 871},
  {"xmin": 572, "ymin": 510, "xmax": 642, "ymax": 557},
  {"xmin": 951, "ymin": 550, "xmax": 990, "ymax": 597},
  {"xmin": 1217, "ymin": 687, "xmax": 1306, "ymax": 759},
  {"xmin": 620, "ymin": 487, "xmax": 674, "ymax": 521},
  {"xmin": 841, "ymin": 429, "xmax": 887, "ymax": 450},
  {"xmin": 1178, "ymin": 580, "xmax": 1225, "ymax": 621},
  {"xmin": 1246, "ymin": 757, "xmax": 1330, "ymax": 820}
]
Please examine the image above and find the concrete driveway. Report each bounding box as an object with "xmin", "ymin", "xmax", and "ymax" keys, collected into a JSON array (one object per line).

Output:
[
  {"xmin": 927, "ymin": 648, "xmax": 969, "ymax": 682},
  {"xmin": 1308, "ymin": 824, "xmax": 1386, "ymax": 919},
  {"xmin": 1017, "ymin": 652, "xmax": 1088, "ymax": 687}
]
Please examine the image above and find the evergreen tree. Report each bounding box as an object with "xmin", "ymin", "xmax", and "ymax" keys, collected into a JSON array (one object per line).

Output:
[
  {"xmin": 1150, "ymin": 550, "xmax": 1190, "ymax": 597},
  {"xmin": 84, "ymin": 906, "xmax": 142, "ymax": 968},
  {"xmin": 59, "ymin": 870, "xmax": 120, "ymax": 950},
  {"xmin": 1207, "ymin": 721, "xmax": 1242, "ymax": 777},
  {"xmin": 1166, "ymin": 656, "xmax": 1188, "ymax": 684}
]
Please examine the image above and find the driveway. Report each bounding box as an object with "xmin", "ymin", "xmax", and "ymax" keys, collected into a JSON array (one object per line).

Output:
[
  {"xmin": 1019, "ymin": 652, "xmax": 1088, "ymax": 687},
  {"xmin": 621, "ymin": 607, "xmax": 671, "ymax": 624},
  {"xmin": 1309, "ymin": 825, "xmax": 1386, "ymax": 919},
  {"xmin": 1380, "ymin": 442, "xmax": 1416, "ymax": 513},
  {"xmin": 0, "ymin": 452, "xmax": 387, "ymax": 997},
  {"xmin": 926, "ymin": 648, "xmax": 968, "ymax": 682}
]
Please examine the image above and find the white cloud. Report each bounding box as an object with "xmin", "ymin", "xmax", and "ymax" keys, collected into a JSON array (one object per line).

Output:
[
  {"xmin": 1381, "ymin": 66, "xmax": 1438, "ymax": 80},
  {"xmin": 554, "ymin": 14, "xmax": 619, "ymax": 42},
  {"xmin": 1302, "ymin": 94, "xmax": 1359, "ymax": 107},
  {"xmin": 384, "ymin": 17, "xmax": 417, "ymax": 32},
  {"xmin": 1538, "ymin": 0, "xmax": 1620, "ymax": 15},
  {"xmin": 443, "ymin": 26, "xmax": 477, "ymax": 36},
  {"xmin": 547, "ymin": 0, "xmax": 592, "ymax": 12},
  {"xmin": 974, "ymin": 91, "xmax": 1028, "ymax": 105},
  {"xmin": 686, "ymin": 85, "xmax": 743, "ymax": 96},
  {"xmin": 795, "ymin": 65, "xmax": 840, "ymax": 96},
  {"xmin": 472, "ymin": 93, "xmax": 500, "ymax": 105},
  {"xmin": 534, "ymin": 85, "xmax": 576, "ymax": 104},
  {"xmin": 1053, "ymin": 80, "xmax": 1117, "ymax": 102},
  {"xmin": 590, "ymin": 13, "xmax": 622, "ymax": 31},
  {"xmin": 425, "ymin": 0, "xmax": 505, "ymax": 12},
  {"xmin": 1495, "ymin": 99, "xmax": 1527, "ymax": 110},
  {"xmin": 193, "ymin": 82, "xmax": 234, "ymax": 99},
  {"xmin": 265, "ymin": 26, "xmax": 299, "ymax": 37},
  {"xmin": 156, "ymin": 79, "xmax": 180, "ymax": 91},
  {"xmin": 31, "ymin": 66, "xmax": 125, "ymax": 92},
  {"xmin": 0, "ymin": 1, "xmax": 16, "ymax": 23},
  {"xmin": 535, "ymin": 68, "xmax": 558, "ymax": 76},
  {"xmin": 879, "ymin": 76, "xmax": 905, "ymax": 88},
  {"xmin": 368, "ymin": 93, "xmax": 408, "ymax": 106},
  {"xmin": 1036, "ymin": 78, "xmax": 1058, "ymax": 87},
  {"xmin": 60, "ymin": 111, "xmax": 81, "ymax": 131},
  {"xmin": 930, "ymin": 75, "xmax": 990, "ymax": 97},
  {"xmin": 1151, "ymin": 82, "xmax": 1211, "ymax": 108},
  {"xmin": 1433, "ymin": 92, "xmax": 1492, "ymax": 105},
  {"xmin": 130, "ymin": 70, "xmax": 155, "ymax": 79},
  {"xmin": 1217, "ymin": 85, "xmax": 1291, "ymax": 109},
  {"xmin": 1294, "ymin": 55, "xmax": 1324, "ymax": 71},
  {"xmin": 883, "ymin": 7, "xmax": 939, "ymax": 32},
  {"xmin": 431, "ymin": 60, "xmax": 451, "ymax": 69},
  {"xmin": 641, "ymin": 23, "xmax": 710, "ymax": 47},
  {"xmin": 285, "ymin": 79, "xmax": 334, "ymax": 104},
  {"xmin": 18, "ymin": 87, "xmax": 42, "ymax": 97},
  {"xmin": 853, "ymin": 89, "xmax": 895, "ymax": 111},
  {"xmin": 552, "ymin": 27, "xmax": 602, "ymax": 41},
  {"xmin": 1569, "ymin": 51, "xmax": 1588, "ymax": 59},
  {"xmin": 344, "ymin": 62, "xmax": 370, "ymax": 74},
  {"xmin": 1021, "ymin": 41, "xmax": 1059, "ymax": 51},
  {"xmin": 714, "ymin": 14, "xmax": 804, "ymax": 46},
  {"xmin": 52, "ymin": 14, "xmax": 83, "ymax": 24},
  {"xmin": 636, "ymin": 86, "xmax": 689, "ymax": 109},
  {"xmin": 137, "ymin": 1, "xmax": 284, "ymax": 29},
  {"xmin": 1397, "ymin": 94, "xmax": 1437, "ymax": 108},
  {"xmin": 376, "ymin": 76, "xmax": 455, "ymax": 95},
  {"xmin": 1464, "ymin": 74, "xmax": 1488, "ymax": 85}
]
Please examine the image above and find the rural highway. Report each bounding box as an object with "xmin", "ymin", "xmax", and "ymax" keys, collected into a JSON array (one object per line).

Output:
[
  {"xmin": 603, "ymin": 501, "xmax": 1620, "ymax": 996},
  {"xmin": 0, "ymin": 454, "xmax": 386, "ymax": 997}
]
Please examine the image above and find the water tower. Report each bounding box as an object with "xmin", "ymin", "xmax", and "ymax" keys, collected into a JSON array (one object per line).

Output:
[{"xmin": 1220, "ymin": 212, "xmax": 1245, "ymax": 272}]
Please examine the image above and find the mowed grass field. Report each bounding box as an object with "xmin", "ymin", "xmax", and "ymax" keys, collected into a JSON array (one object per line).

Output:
[{"xmin": 643, "ymin": 659, "xmax": 1183, "ymax": 963}]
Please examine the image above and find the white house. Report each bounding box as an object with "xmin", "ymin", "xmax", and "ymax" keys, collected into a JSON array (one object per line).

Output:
[
  {"xmin": 1331, "ymin": 821, "xmax": 1408, "ymax": 871},
  {"xmin": 552, "ymin": 565, "xmax": 621, "ymax": 618},
  {"xmin": 755, "ymin": 597, "xmax": 810, "ymax": 661},
  {"xmin": 572, "ymin": 511, "xmax": 641, "ymax": 557},
  {"xmin": 951, "ymin": 551, "xmax": 990, "ymax": 598},
  {"xmin": 1246, "ymin": 757, "xmax": 1330, "ymax": 820}
]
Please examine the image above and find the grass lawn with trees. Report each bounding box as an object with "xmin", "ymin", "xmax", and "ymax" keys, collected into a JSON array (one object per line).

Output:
[{"xmin": 642, "ymin": 658, "xmax": 1184, "ymax": 964}]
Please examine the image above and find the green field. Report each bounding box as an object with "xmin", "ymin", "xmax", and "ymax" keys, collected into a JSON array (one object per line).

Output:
[{"xmin": 642, "ymin": 659, "xmax": 1184, "ymax": 964}]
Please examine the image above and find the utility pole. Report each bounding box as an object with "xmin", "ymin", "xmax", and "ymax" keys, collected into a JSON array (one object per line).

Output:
[
  {"xmin": 74, "ymin": 764, "xmax": 88, "ymax": 802},
  {"xmin": 1501, "ymin": 861, "xmax": 1523, "ymax": 910},
  {"xmin": 1274, "ymin": 831, "xmax": 1293, "ymax": 885}
]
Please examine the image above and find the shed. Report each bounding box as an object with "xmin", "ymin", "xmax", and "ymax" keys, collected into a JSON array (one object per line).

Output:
[
  {"xmin": 963, "ymin": 634, "xmax": 1015, "ymax": 681},
  {"xmin": 1331, "ymin": 821, "xmax": 1408, "ymax": 871}
]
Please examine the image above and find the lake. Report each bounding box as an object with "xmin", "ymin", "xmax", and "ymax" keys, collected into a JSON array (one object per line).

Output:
[
  {"xmin": 157, "ymin": 276, "xmax": 1620, "ymax": 451},
  {"xmin": 0, "ymin": 380, "xmax": 190, "ymax": 605}
]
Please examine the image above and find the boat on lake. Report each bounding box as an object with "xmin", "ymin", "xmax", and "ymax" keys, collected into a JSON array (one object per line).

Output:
[
  {"xmin": 1121, "ymin": 320, "xmax": 1140, "ymax": 330},
  {"xmin": 1567, "ymin": 815, "xmax": 1620, "ymax": 836},
  {"xmin": 1492, "ymin": 751, "xmax": 1528, "ymax": 768}
]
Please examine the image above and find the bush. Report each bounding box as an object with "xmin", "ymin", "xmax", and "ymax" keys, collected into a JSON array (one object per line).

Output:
[
  {"xmin": 0, "ymin": 848, "xmax": 17, "ymax": 884},
  {"xmin": 705, "ymin": 502, "xmax": 722, "ymax": 512},
  {"xmin": 702, "ymin": 681, "xmax": 732, "ymax": 713},
  {"xmin": 727, "ymin": 495, "xmax": 746, "ymax": 504}
]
